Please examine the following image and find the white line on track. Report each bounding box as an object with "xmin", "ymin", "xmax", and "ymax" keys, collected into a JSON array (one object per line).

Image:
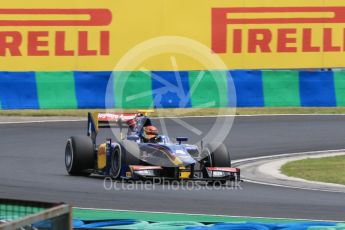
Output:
[
  {"xmin": 233, "ymin": 149, "xmax": 345, "ymax": 193},
  {"xmin": 242, "ymin": 179, "xmax": 345, "ymax": 194},
  {"xmin": 0, "ymin": 119, "xmax": 86, "ymax": 125},
  {"xmin": 232, "ymin": 149, "xmax": 345, "ymax": 165},
  {"xmin": 1, "ymin": 113, "xmax": 345, "ymax": 125},
  {"xmin": 0, "ymin": 114, "xmax": 345, "ymax": 125},
  {"xmin": 154, "ymin": 113, "xmax": 345, "ymax": 119}
]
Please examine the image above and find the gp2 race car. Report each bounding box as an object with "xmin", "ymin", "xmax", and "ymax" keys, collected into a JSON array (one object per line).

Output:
[{"xmin": 65, "ymin": 110, "xmax": 240, "ymax": 183}]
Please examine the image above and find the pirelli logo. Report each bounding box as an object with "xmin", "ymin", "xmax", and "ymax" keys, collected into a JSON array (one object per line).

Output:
[
  {"xmin": 1, "ymin": 4, "xmax": 344, "ymax": 70},
  {"xmin": 212, "ymin": 7, "xmax": 345, "ymax": 54},
  {"xmin": 0, "ymin": 9, "xmax": 112, "ymax": 56}
]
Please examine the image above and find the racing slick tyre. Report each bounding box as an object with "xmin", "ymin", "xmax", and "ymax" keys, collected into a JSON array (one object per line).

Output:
[
  {"xmin": 111, "ymin": 141, "xmax": 141, "ymax": 180},
  {"xmin": 65, "ymin": 136, "xmax": 94, "ymax": 176},
  {"xmin": 202, "ymin": 142, "xmax": 231, "ymax": 185},
  {"xmin": 203, "ymin": 142, "xmax": 231, "ymax": 167},
  {"xmin": 110, "ymin": 145, "xmax": 123, "ymax": 179}
]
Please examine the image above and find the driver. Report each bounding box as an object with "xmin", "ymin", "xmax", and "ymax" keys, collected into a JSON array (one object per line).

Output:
[{"xmin": 142, "ymin": 125, "xmax": 160, "ymax": 143}]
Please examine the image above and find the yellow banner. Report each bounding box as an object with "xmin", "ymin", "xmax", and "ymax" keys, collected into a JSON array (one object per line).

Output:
[{"xmin": 0, "ymin": 0, "xmax": 345, "ymax": 70}]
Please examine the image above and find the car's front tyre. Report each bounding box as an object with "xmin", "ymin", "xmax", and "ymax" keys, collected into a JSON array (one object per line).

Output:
[
  {"xmin": 202, "ymin": 142, "xmax": 231, "ymax": 185},
  {"xmin": 110, "ymin": 145, "xmax": 122, "ymax": 179}
]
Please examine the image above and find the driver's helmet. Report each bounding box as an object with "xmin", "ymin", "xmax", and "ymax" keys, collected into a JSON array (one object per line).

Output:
[{"xmin": 142, "ymin": 125, "xmax": 158, "ymax": 140}]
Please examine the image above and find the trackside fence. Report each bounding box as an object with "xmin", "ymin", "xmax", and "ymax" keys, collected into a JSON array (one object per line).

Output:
[{"xmin": 0, "ymin": 198, "xmax": 71, "ymax": 230}]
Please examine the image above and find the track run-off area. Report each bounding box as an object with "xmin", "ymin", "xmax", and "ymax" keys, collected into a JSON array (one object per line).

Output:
[{"xmin": 0, "ymin": 115, "xmax": 345, "ymax": 221}]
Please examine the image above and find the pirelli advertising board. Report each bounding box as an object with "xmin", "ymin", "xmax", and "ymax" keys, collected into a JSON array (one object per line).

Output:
[{"xmin": 1, "ymin": 0, "xmax": 345, "ymax": 70}]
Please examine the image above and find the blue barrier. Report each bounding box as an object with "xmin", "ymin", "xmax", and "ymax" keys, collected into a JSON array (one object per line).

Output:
[
  {"xmin": 32, "ymin": 219, "xmax": 342, "ymax": 229},
  {"xmin": 230, "ymin": 70, "xmax": 264, "ymax": 107},
  {"xmin": 151, "ymin": 71, "xmax": 192, "ymax": 108},
  {"xmin": 299, "ymin": 71, "xmax": 337, "ymax": 107},
  {"xmin": 74, "ymin": 71, "xmax": 112, "ymax": 109},
  {"xmin": 0, "ymin": 70, "xmax": 345, "ymax": 109},
  {"xmin": 0, "ymin": 72, "xmax": 39, "ymax": 109}
]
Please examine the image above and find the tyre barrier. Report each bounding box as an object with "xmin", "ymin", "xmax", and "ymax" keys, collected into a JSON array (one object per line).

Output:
[
  {"xmin": 1, "ymin": 69, "xmax": 345, "ymax": 109},
  {"xmin": 30, "ymin": 219, "xmax": 345, "ymax": 230}
]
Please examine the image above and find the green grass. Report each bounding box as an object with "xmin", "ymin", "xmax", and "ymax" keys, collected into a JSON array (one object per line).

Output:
[
  {"xmin": 1, "ymin": 107, "xmax": 345, "ymax": 117},
  {"xmin": 281, "ymin": 155, "xmax": 345, "ymax": 185}
]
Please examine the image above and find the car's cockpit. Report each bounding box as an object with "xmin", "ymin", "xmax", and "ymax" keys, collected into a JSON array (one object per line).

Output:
[{"xmin": 126, "ymin": 116, "xmax": 171, "ymax": 144}]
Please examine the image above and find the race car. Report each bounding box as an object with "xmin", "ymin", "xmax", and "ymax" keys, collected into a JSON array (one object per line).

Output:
[{"xmin": 64, "ymin": 110, "xmax": 240, "ymax": 183}]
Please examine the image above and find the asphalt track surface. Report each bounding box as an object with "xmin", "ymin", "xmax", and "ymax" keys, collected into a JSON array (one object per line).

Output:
[{"xmin": 1, "ymin": 115, "xmax": 345, "ymax": 221}]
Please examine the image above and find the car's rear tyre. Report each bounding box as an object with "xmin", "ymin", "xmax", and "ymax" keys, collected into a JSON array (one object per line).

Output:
[
  {"xmin": 65, "ymin": 136, "xmax": 94, "ymax": 176},
  {"xmin": 202, "ymin": 142, "xmax": 231, "ymax": 185}
]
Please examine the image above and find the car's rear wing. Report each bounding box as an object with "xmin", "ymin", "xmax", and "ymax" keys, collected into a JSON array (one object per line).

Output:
[
  {"xmin": 87, "ymin": 110, "xmax": 154, "ymax": 142},
  {"xmin": 97, "ymin": 113, "xmax": 137, "ymax": 128}
]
